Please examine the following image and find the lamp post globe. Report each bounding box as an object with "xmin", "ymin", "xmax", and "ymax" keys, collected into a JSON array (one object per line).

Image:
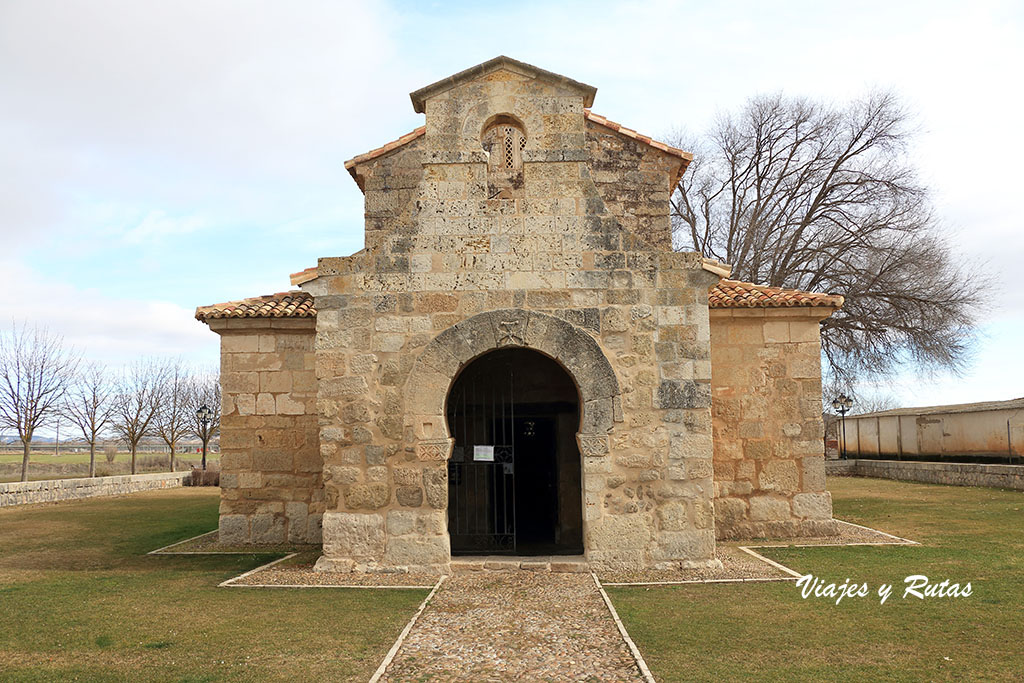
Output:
[
  {"xmin": 832, "ymin": 394, "xmax": 854, "ymax": 459},
  {"xmin": 196, "ymin": 405, "xmax": 211, "ymax": 470}
]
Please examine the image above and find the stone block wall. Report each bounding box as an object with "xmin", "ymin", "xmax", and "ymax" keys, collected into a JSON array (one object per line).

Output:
[
  {"xmin": 210, "ymin": 318, "xmax": 323, "ymax": 544},
  {"xmin": 307, "ymin": 65, "xmax": 722, "ymax": 573},
  {"xmin": 709, "ymin": 309, "xmax": 837, "ymax": 539}
]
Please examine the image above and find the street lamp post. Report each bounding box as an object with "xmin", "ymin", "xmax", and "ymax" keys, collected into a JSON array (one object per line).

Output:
[
  {"xmin": 195, "ymin": 405, "xmax": 212, "ymax": 471},
  {"xmin": 831, "ymin": 395, "xmax": 854, "ymax": 459}
]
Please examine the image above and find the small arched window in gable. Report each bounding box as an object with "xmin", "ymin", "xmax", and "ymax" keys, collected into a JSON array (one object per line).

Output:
[
  {"xmin": 481, "ymin": 118, "xmax": 527, "ymax": 199},
  {"xmin": 482, "ymin": 122, "xmax": 526, "ymax": 171}
]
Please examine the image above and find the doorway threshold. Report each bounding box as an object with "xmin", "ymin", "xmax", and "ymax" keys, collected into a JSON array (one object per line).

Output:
[{"xmin": 450, "ymin": 555, "xmax": 589, "ymax": 573}]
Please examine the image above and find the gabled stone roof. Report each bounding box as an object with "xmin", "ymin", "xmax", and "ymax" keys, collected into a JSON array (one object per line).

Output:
[
  {"xmin": 198, "ymin": 279, "xmax": 843, "ymax": 323},
  {"xmin": 708, "ymin": 279, "xmax": 845, "ymax": 309},
  {"xmin": 408, "ymin": 56, "xmax": 598, "ymax": 113}
]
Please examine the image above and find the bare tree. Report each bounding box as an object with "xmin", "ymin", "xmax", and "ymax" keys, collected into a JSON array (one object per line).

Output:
[
  {"xmin": 672, "ymin": 91, "xmax": 986, "ymax": 385},
  {"xmin": 111, "ymin": 360, "xmax": 166, "ymax": 475},
  {"xmin": 0, "ymin": 323, "xmax": 79, "ymax": 481},
  {"xmin": 155, "ymin": 360, "xmax": 190, "ymax": 472},
  {"xmin": 63, "ymin": 362, "xmax": 115, "ymax": 478},
  {"xmin": 186, "ymin": 371, "xmax": 220, "ymax": 470}
]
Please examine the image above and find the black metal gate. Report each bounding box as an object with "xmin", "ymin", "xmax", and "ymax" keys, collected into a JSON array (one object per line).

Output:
[{"xmin": 447, "ymin": 357, "xmax": 518, "ymax": 554}]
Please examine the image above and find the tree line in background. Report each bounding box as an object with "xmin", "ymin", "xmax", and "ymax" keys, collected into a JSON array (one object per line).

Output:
[
  {"xmin": 0, "ymin": 323, "xmax": 220, "ymax": 482},
  {"xmin": 671, "ymin": 90, "xmax": 986, "ymax": 401}
]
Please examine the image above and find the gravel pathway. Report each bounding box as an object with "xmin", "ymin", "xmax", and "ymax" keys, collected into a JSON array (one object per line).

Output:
[{"xmin": 381, "ymin": 572, "xmax": 643, "ymax": 682}]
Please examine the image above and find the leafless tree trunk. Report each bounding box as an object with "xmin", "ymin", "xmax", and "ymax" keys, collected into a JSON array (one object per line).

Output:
[
  {"xmin": 0, "ymin": 323, "xmax": 79, "ymax": 481},
  {"xmin": 111, "ymin": 360, "xmax": 166, "ymax": 475},
  {"xmin": 186, "ymin": 371, "xmax": 220, "ymax": 471},
  {"xmin": 63, "ymin": 362, "xmax": 114, "ymax": 478},
  {"xmin": 155, "ymin": 360, "xmax": 190, "ymax": 472},
  {"xmin": 672, "ymin": 91, "xmax": 986, "ymax": 385}
]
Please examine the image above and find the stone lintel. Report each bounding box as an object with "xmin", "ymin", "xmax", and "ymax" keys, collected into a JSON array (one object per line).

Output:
[
  {"xmin": 709, "ymin": 307, "xmax": 838, "ymax": 321},
  {"xmin": 207, "ymin": 317, "xmax": 316, "ymax": 334}
]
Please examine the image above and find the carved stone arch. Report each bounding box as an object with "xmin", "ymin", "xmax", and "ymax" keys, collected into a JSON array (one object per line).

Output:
[
  {"xmin": 459, "ymin": 100, "xmax": 543, "ymax": 152},
  {"xmin": 405, "ymin": 308, "xmax": 620, "ymax": 461}
]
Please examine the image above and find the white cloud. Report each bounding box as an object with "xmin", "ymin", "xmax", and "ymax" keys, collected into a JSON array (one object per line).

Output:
[
  {"xmin": 0, "ymin": 261, "xmax": 217, "ymax": 369},
  {"xmin": 120, "ymin": 210, "xmax": 210, "ymax": 245},
  {"xmin": 0, "ymin": 0, "xmax": 1020, "ymax": 410}
]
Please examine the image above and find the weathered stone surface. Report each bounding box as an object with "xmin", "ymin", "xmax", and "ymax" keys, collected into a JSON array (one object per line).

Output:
[
  {"xmin": 423, "ymin": 467, "xmax": 448, "ymax": 509},
  {"xmin": 759, "ymin": 460, "xmax": 799, "ymax": 494},
  {"xmin": 345, "ymin": 483, "xmax": 391, "ymax": 510},
  {"xmin": 251, "ymin": 514, "xmax": 286, "ymax": 544},
  {"xmin": 383, "ymin": 536, "xmax": 449, "ymax": 567},
  {"xmin": 748, "ymin": 495, "xmax": 791, "ymax": 522},
  {"xmin": 792, "ymin": 492, "xmax": 832, "ymax": 519},
  {"xmin": 652, "ymin": 530, "xmax": 715, "ymax": 561},
  {"xmin": 711, "ymin": 308, "xmax": 835, "ymax": 540},
  {"xmin": 395, "ymin": 486, "xmax": 424, "ymax": 507},
  {"xmin": 587, "ymin": 514, "xmax": 651, "ymax": 550},
  {"xmin": 219, "ymin": 513, "xmax": 250, "ymax": 544},
  {"xmin": 321, "ymin": 512, "xmax": 386, "ymax": 562}
]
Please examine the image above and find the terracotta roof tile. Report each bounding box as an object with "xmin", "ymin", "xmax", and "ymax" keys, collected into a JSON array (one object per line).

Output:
[
  {"xmin": 290, "ymin": 266, "xmax": 318, "ymax": 286},
  {"xmin": 583, "ymin": 110, "xmax": 692, "ymax": 162},
  {"xmin": 195, "ymin": 291, "xmax": 316, "ymax": 323},
  {"xmin": 709, "ymin": 279, "xmax": 844, "ymax": 309},
  {"xmin": 344, "ymin": 126, "xmax": 426, "ymax": 173},
  {"xmin": 198, "ymin": 279, "xmax": 842, "ymax": 325}
]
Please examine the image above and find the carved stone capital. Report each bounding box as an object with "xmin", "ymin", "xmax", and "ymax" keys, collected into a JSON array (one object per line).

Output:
[
  {"xmin": 417, "ymin": 438, "xmax": 454, "ymax": 461},
  {"xmin": 576, "ymin": 433, "xmax": 609, "ymax": 457}
]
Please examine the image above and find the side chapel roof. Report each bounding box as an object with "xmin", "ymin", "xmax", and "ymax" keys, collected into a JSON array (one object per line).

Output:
[{"xmin": 196, "ymin": 280, "xmax": 843, "ymax": 323}]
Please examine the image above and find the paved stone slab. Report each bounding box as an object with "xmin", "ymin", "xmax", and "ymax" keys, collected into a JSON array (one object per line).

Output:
[{"xmin": 381, "ymin": 572, "xmax": 642, "ymax": 682}]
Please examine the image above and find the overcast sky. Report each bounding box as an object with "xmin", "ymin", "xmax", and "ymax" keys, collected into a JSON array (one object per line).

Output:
[{"xmin": 1, "ymin": 0, "xmax": 1021, "ymax": 412}]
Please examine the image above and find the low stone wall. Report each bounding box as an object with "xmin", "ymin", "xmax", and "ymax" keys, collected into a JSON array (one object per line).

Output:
[
  {"xmin": 0, "ymin": 472, "xmax": 189, "ymax": 508},
  {"xmin": 825, "ymin": 460, "xmax": 857, "ymax": 476},
  {"xmin": 827, "ymin": 459, "xmax": 1024, "ymax": 490}
]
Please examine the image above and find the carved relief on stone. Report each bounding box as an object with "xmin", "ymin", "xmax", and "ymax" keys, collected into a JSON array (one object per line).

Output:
[
  {"xmin": 497, "ymin": 319, "xmax": 525, "ymax": 346},
  {"xmin": 417, "ymin": 438, "xmax": 454, "ymax": 461},
  {"xmin": 576, "ymin": 433, "xmax": 609, "ymax": 457}
]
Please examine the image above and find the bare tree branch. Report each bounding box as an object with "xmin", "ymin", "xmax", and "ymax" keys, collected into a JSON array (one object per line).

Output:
[
  {"xmin": 110, "ymin": 359, "xmax": 167, "ymax": 475},
  {"xmin": 62, "ymin": 362, "xmax": 115, "ymax": 478},
  {"xmin": 0, "ymin": 323, "xmax": 79, "ymax": 481},
  {"xmin": 155, "ymin": 359, "xmax": 190, "ymax": 472},
  {"xmin": 186, "ymin": 370, "xmax": 220, "ymax": 471},
  {"xmin": 672, "ymin": 91, "xmax": 987, "ymax": 386}
]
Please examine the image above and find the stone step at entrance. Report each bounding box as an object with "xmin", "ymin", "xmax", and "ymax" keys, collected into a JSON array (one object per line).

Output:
[{"xmin": 450, "ymin": 554, "xmax": 589, "ymax": 573}]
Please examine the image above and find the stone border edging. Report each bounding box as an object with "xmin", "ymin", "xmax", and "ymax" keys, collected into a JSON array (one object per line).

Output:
[
  {"xmin": 592, "ymin": 572, "xmax": 657, "ymax": 683},
  {"xmin": 369, "ymin": 576, "xmax": 448, "ymax": 683},
  {"xmin": 601, "ymin": 520, "xmax": 918, "ymax": 587},
  {"xmin": 0, "ymin": 471, "xmax": 189, "ymax": 507}
]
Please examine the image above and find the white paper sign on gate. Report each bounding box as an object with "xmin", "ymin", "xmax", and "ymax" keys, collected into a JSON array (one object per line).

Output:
[{"xmin": 473, "ymin": 445, "xmax": 495, "ymax": 462}]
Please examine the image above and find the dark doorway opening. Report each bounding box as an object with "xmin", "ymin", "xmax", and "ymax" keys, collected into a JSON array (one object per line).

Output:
[{"xmin": 446, "ymin": 348, "xmax": 583, "ymax": 556}]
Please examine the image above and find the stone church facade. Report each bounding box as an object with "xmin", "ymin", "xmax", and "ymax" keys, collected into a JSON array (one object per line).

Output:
[{"xmin": 197, "ymin": 57, "xmax": 842, "ymax": 573}]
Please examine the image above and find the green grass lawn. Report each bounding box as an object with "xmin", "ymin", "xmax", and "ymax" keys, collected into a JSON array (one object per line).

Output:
[
  {"xmin": 608, "ymin": 477, "xmax": 1024, "ymax": 681},
  {"xmin": 0, "ymin": 489, "xmax": 426, "ymax": 681}
]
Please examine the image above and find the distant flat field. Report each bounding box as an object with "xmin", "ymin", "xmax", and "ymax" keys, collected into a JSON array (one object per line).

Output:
[
  {"xmin": 0, "ymin": 452, "xmax": 219, "ymax": 465},
  {"xmin": 0, "ymin": 452, "xmax": 221, "ymax": 483}
]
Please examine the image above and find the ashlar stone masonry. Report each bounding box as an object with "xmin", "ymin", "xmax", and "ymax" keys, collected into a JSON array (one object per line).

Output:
[{"xmin": 197, "ymin": 57, "xmax": 843, "ymax": 573}]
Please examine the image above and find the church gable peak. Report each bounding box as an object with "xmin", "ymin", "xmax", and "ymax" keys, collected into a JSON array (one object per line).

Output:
[{"xmin": 409, "ymin": 56, "xmax": 597, "ymax": 113}]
